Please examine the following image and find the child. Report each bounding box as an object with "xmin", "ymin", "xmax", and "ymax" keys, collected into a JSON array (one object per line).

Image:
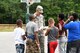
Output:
[
  {"xmin": 26, "ymin": 14, "xmax": 40, "ymax": 53},
  {"xmin": 57, "ymin": 13, "xmax": 67, "ymax": 53},
  {"xmin": 14, "ymin": 19, "xmax": 26, "ymax": 53},
  {"xmin": 45, "ymin": 18, "xmax": 59, "ymax": 53}
]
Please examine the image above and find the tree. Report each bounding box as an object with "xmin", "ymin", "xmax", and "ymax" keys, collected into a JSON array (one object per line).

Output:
[{"xmin": 0, "ymin": 0, "xmax": 80, "ymax": 24}]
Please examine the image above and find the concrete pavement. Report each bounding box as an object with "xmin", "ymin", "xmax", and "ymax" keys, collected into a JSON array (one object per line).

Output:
[
  {"xmin": 0, "ymin": 32, "xmax": 16, "ymax": 53},
  {"xmin": 0, "ymin": 32, "xmax": 59, "ymax": 53}
]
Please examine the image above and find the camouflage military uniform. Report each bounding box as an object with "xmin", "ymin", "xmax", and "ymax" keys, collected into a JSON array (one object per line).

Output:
[
  {"xmin": 26, "ymin": 38, "xmax": 39, "ymax": 53},
  {"xmin": 38, "ymin": 31, "xmax": 44, "ymax": 53}
]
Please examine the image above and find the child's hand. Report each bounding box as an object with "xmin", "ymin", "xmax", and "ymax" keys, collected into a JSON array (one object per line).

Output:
[
  {"xmin": 37, "ymin": 43, "xmax": 40, "ymax": 48},
  {"xmin": 22, "ymin": 35, "xmax": 26, "ymax": 40},
  {"xmin": 36, "ymin": 41, "xmax": 40, "ymax": 49}
]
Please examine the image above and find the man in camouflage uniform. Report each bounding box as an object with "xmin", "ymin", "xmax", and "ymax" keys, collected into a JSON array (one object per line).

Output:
[{"xmin": 34, "ymin": 5, "xmax": 44, "ymax": 53}]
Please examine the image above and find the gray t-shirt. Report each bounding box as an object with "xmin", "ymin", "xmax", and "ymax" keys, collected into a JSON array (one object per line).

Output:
[
  {"xmin": 26, "ymin": 21, "xmax": 38, "ymax": 36},
  {"xmin": 48, "ymin": 26, "xmax": 58, "ymax": 43}
]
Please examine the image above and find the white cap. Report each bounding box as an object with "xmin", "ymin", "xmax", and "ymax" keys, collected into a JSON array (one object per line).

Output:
[{"xmin": 36, "ymin": 5, "xmax": 43, "ymax": 13}]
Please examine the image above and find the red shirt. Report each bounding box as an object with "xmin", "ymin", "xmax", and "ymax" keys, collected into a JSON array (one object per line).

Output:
[{"xmin": 57, "ymin": 20, "xmax": 64, "ymax": 35}]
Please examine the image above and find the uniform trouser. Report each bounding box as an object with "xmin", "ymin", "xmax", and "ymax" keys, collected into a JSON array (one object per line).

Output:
[
  {"xmin": 59, "ymin": 36, "xmax": 67, "ymax": 53},
  {"xmin": 38, "ymin": 35, "xmax": 44, "ymax": 53},
  {"xmin": 26, "ymin": 38, "xmax": 39, "ymax": 53},
  {"xmin": 49, "ymin": 41, "xmax": 58, "ymax": 53},
  {"xmin": 66, "ymin": 40, "xmax": 80, "ymax": 53},
  {"xmin": 15, "ymin": 44, "xmax": 25, "ymax": 53}
]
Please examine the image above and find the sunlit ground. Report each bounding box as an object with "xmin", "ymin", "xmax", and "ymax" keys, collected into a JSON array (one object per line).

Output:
[{"xmin": 0, "ymin": 24, "xmax": 26, "ymax": 32}]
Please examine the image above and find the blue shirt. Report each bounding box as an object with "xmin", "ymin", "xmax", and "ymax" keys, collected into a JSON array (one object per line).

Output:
[{"xmin": 64, "ymin": 21, "xmax": 80, "ymax": 42}]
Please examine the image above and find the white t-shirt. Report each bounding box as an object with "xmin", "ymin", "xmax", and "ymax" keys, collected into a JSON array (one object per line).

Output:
[
  {"xmin": 34, "ymin": 14, "xmax": 44, "ymax": 29},
  {"xmin": 14, "ymin": 27, "xmax": 25, "ymax": 44},
  {"xmin": 26, "ymin": 21, "xmax": 38, "ymax": 36}
]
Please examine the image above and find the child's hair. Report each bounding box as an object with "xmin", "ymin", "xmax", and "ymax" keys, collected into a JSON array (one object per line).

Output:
[
  {"xmin": 48, "ymin": 18, "xmax": 55, "ymax": 23},
  {"xmin": 58, "ymin": 13, "xmax": 64, "ymax": 20},
  {"xmin": 29, "ymin": 14, "xmax": 35, "ymax": 21},
  {"xmin": 16, "ymin": 19, "xmax": 23, "ymax": 26}
]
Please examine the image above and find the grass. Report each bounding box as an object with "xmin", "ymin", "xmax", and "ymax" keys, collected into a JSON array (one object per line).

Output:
[{"xmin": 0, "ymin": 24, "xmax": 26, "ymax": 32}]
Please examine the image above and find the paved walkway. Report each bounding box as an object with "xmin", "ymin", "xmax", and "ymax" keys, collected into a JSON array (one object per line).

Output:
[
  {"xmin": 0, "ymin": 32, "xmax": 59, "ymax": 53},
  {"xmin": 0, "ymin": 32, "xmax": 16, "ymax": 53}
]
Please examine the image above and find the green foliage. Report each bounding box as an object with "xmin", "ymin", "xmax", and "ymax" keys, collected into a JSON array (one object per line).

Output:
[
  {"xmin": 0, "ymin": 0, "xmax": 80, "ymax": 24},
  {"xmin": 0, "ymin": 0, "xmax": 26, "ymax": 24}
]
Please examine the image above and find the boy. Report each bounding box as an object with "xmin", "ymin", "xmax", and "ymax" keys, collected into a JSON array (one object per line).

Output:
[
  {"xmin": 45, "ymin": 18, "xmax": 59, "ymax": 53},
  {"xmin": 26, "ymin": 14, "xmax": 40, "ymax": 53},
  {"xmin": 14, "ymin": 19, "xmax": 26, "ymax": 53}
]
